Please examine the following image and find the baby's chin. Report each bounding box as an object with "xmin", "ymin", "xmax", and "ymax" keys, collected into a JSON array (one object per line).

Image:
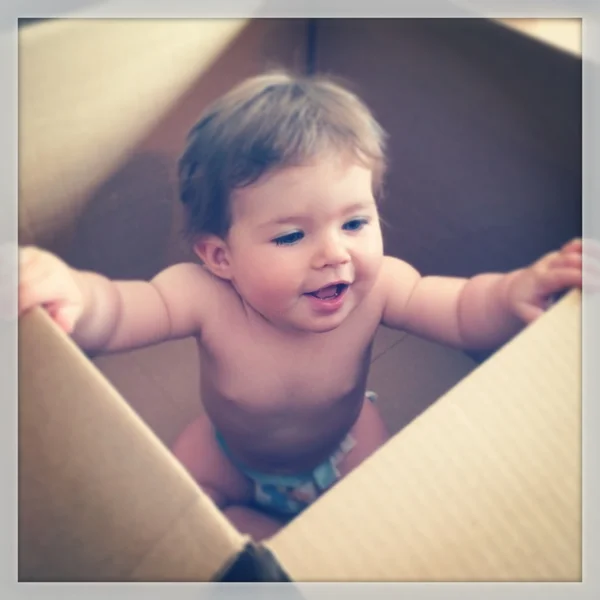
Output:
[
  {"xmin": 291, "ymin": 312, "xmax": 353, "ymax": 335},
  {"xmin": 262, "ymin": 313, "xmax": 347, "ymax": 336}
]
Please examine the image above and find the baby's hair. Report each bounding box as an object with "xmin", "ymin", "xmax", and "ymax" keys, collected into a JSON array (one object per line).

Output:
[{"xmin": 178, "ymin": 70, "xmax": 388, "ymax": 240}]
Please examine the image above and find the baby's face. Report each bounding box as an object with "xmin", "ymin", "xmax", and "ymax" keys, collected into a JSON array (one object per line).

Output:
[{"xmin": 224, "ymin": 154, "xmax": 384, "ymax": 334}]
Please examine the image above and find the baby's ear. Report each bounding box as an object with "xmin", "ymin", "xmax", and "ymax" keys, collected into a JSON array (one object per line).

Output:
[{"xmin": 193, "ymin": 235, "xmax": 233, "ymax": 280}]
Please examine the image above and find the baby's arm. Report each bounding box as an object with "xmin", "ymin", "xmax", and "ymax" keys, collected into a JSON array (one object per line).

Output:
[
  {"xmin": 18, "ymin": 246, "xmax": 210, "ymax": 354},
  {"xmin": 380, "ymin": 239, "xmax": 583, "ymax": 350}
]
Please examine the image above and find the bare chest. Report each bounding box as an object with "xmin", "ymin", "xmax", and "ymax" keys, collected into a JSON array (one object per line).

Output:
[{"xmin": 199, "ymin": 302, "xmax": 380, "ymax": 410}]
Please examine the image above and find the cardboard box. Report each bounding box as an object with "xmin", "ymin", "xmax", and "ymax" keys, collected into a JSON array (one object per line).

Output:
[
  {"xmin": 18, "ymin": 290, "xmax": 582, "ymax": 582},
  {"xmin": 17, "ymin": 17, "xmax": 582, "ymax": 582},
  {"xmin": 496, "ymin": 18, "xmax": 581, "ymax": 56}
]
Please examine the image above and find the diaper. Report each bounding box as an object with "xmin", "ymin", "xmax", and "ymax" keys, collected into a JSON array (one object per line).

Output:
[{"xmin": 215, "ymin": 390, "xmax": 377, "ymax": 517}]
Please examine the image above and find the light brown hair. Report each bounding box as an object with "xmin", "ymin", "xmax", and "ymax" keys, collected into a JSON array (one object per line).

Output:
[{"xmin": 178, "ymin": 71, "xmax": 388, "ymax": 240}]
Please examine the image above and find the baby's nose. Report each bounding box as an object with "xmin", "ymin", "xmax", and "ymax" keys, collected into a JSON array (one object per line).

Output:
[{"xmin": 314, "ymin": 234, "xmax": 351, "ymax": 268}]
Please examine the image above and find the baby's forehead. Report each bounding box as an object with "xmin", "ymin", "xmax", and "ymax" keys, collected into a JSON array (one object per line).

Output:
[{"xmin": 230, "ymin": 161, "xmax": 376, "ymax": 225}]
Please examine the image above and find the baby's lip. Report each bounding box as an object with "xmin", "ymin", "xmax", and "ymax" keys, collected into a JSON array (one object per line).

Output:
[{"xmin": 304, "ymin": 280, "xmax": 351, "ymax": 296}]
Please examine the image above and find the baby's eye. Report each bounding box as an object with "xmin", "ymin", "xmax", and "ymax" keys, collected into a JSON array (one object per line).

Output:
[
  {"xmin": 273, "ymin": 231, "xmax": 305, "ymax": 246},
  {"xmin": 343, "ymin": 218, "xmax": 368, "ymax": 232}
]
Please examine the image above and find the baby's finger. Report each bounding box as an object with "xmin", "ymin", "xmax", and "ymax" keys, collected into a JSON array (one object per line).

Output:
[
  {"xmin": 18, "ymin": 271, "xmax": 66, "ymax": 316},
  {"xmin": 18, "ymin": 246, "xmax": 51, "ymax": 277},
  {"xmin": 46, "ymin": 302, "xmax": 80, "ymax": 333},
  {"xmin": 18, "ymin": 246, "xmax": 39, "ymax": 268},
  {"xmin": 561, "ymin": 238, "xmax": 582, "ymax": 254},
  {"xmin": 552, "ymin": 252, "xmax": 582, "ymax": 270},
  {"xmin": 538, "ymin": 267, "xmax": 582, "ymax": 296},
  {"xmin": 18, "ymin": 280, "xmax": 43, "ymax": 315},
  {"xmin": 540, "ymin": 250, "xmax": 561, "ymax": 269}
]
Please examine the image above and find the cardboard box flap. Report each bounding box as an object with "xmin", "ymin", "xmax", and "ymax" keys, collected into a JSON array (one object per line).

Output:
[
  {"xmin": 18, "ymin": 18, "xmax": 248, "ymax": 248},
  {"xmin": 18, "ymin": 308, "xmax": 248, "ymax": 582},
  {"xmin": 266, "ymin": 291, "xmax": 581, "ymax": 582},
  {"xmin": 496, "ymin": 18, "xmax": 581, "ymax": 57}
]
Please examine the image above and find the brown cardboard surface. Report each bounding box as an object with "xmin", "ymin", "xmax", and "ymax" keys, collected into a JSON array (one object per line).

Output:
[
  {"xmin": 313, "ymin": 19, "xmax": 581, "ymax": 282},
  {"xmin": 92, "ymin": 338, "xmax": 203, "ymax": 449},
  {"xmin": 18, "ymin": 19, "xmax": 248, "ymax": 250},
  {"xmin": 18, "ymin": 308, "xmax": 248, "ymax": 582},
  {"xmin": 18, "ymin": 285, "xmax": 583, "ymax": 582},
  {"xmin": 367, "ymin": 331, "xmax": 477, "ymax": 436},
  {"xmin": 266, "ymin": 291, "xmax": 581, "ymax": 582},
  {"xmin": 496, "ymin": 18, "xmax": 581, "ymax": 56}
]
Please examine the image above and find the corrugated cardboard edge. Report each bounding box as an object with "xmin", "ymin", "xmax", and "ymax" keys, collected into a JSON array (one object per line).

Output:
[
  {"xmin": 19, "ymin": 289, "xmax": 583, "ymax": 582},
  {"xmin": 266, "ymin": 290, "xmax": 582, "ymax": 582},
  {"xmin": 18, "ymin": 307, "xmax": 250, "ymax": 581}
]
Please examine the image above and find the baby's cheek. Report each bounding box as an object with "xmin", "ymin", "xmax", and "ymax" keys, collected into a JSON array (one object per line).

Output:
[
  {"xmin": 253, "ymin": 258, "xmax": 298, "ymax": 290},
  {"xmin": 359, "ymin": 243, "xmax": 384, "ymax": 272}
]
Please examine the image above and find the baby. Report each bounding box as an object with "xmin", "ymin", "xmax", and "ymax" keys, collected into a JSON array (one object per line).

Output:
[{"xmin": 18, "ymin": 71, "xmax": 583, "ymax": 541}]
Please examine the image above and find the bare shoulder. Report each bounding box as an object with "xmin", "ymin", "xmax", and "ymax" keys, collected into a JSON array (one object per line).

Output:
[
  {"xmin": 149, "ymin": 261, "xmax": 222, "ymax": 338},
  {"xmin": 378, "ymin": 255, "xmax": 421, "ymax": 329},
  {"xmin": 378, "ymin": 255, "xmax": 421, "ymax": 293},
  {"xmin": 151, "ymin": 261, "xmax": 217, "ymax": 292},
  {"xmin": 152, "ymin": 261, "xmax": 214, "ymax": 285}
]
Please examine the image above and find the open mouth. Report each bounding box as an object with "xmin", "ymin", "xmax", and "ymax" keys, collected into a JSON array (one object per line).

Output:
[{"xmin": 306, "ymin": 283, "xmax": 349, "ymax": 300}]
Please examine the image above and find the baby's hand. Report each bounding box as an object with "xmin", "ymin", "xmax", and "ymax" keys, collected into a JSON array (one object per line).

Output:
[
  {"xmin": 18, "ymin": 246, "xmax": 85, "ymax": 333},
  {"xmin": 506, "ymin": 238, "xmax": 598, "ymax": 323}
]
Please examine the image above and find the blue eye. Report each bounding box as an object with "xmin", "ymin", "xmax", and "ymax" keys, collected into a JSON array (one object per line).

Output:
[
  {"xmin": 343, "ymin": 218, "xmax": 368, "ymax": 232},
  {"xmin": 273, "ymin": 231, "xmax": 304, "ymax": 246}
]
